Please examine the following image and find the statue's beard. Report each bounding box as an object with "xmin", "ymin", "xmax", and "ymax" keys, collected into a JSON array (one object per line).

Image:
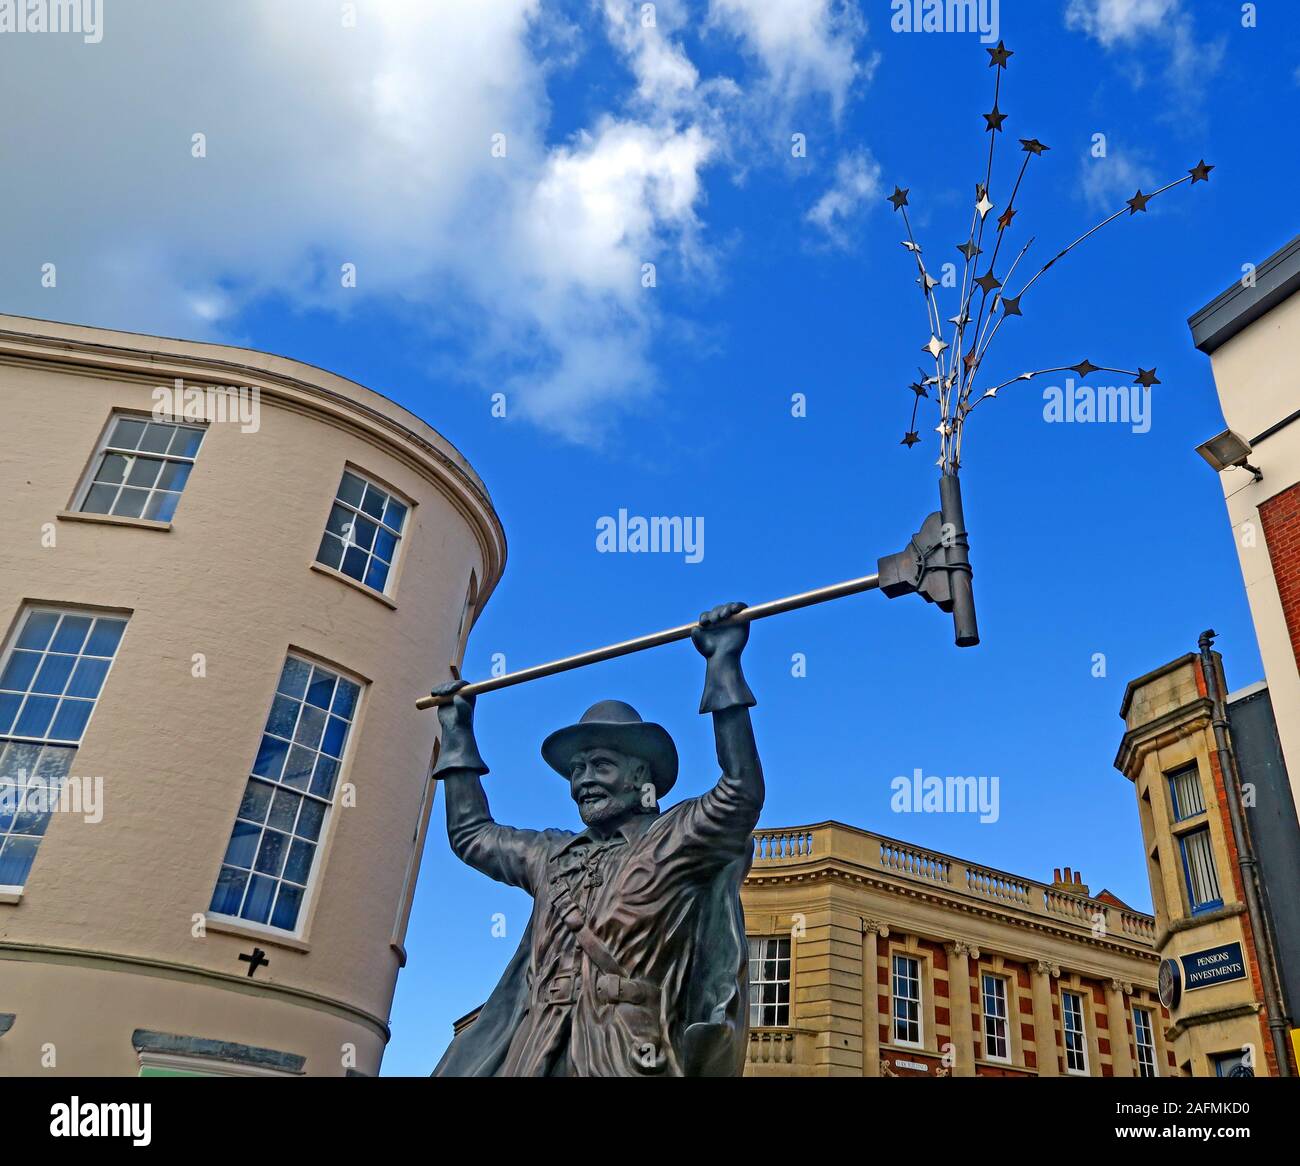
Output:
[{"xmin": 575, "ymin": 787, "xmax": 638, "ymax": 828}]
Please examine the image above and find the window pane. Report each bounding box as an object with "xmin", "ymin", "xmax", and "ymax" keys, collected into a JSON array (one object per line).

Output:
[
  {"xmin": 294, "ymin": 705, "xmax": 326, "ymax": 749},
  {"xmin": 48, "ymin": 700, "xmax": 93, "ymax": 742},
  {"xmin": 305, "ymin": 669, "xmax": 336, "ymax": 710},
  {"xmin": 1, "ymin": 650, "xmax": 41, "ymax": 691},
  {"xmin": 241, "ymin": 874, "xmax": 276, "ymax": 924},
  {"xmin": 31, "ymin": 654, "xmax": 75, "ymax": 695},
  {"xmin": 382, "ymin": 498, "xmax": 407, "ymax": 531},
  {"xmin": 252, "ymin": 735, "xmax": 288, "ymax": 781},
  {"xmin": 126, "ymin": 456, "xmax": 164, "ymax": 488},
  {"xmin": 16, "ymin": 613, "xmax": 59, "ymax": 651},
  {"xmin": 110, "ymin": 417, "xmax": 147, "ymax": 450},
  {"xmin": 316, "ymin": 533, "xmax": 345, "ymax": 571},
  {"xmin": 238, "ymin": 779, "xmax": 275, "ymax": 824},
  {"xmin": 84, "ymin": 619, "xmax": 127, "ymax": 658},
  {"xmin": 321, "ymin": 716, "xmax": 348, "ymax": 758},
  {"xmin": 0, "ymin": 836, "xmax": 40, "ymax": 887},
  {"xmin": 138, "ymin": 423, "xmax": 174, "ymax": 454},
  {"xmin": 338, "ymin": 472, "xmax": 366, "ymax": 508},
  {"xmin": 0, "ymin": 693, "xmax": 21, "ymax": 735},
  {"xmin": 267, "ymin": 788, "xmax": 300, "ymax": 832},
  {"xmin": 310, "ymin": 756, "xmax": 339, "ymax": 798},
  {"xmin": 144, "ymin": 492, "xmax": 180, "ymax": 523},
  {"xmin": 266, "ymin": 694, "xmax": 299, "ymax": 739},
  {"xmin": 210, "ymin": 866, "xmax": 248, "ymax": 915},
  {"xmin": 222, "ymin": 820, "xmax": 260, "ymax": 868},
  {"xmin": 364, "ymin": 559, "xmax": 390, "ymax": 592},
  {"xmin": 14, "ymin": 696, "xmax": 58, "ymax": 738},
  {"xmin": 50, "ymin": 617, "xmax": 93, "ymax": 654},
  {"xmin": 282, "ymin": 746, "xmax": 316, "ymax": 789},
  {"xmin": 271, "ymin": 884, "xmax": 304, "ymax": 931},
  {"xmin": 94, "ymin": 453, "xmax": 130, "ymax": 484},
  {"xmin": 167, "ymin": 427, "xmax": 205, "ymax": 458},
  {"xmin": 359, "ymin": 485, "xmax": 386, "ymax": 519},
  {"xmin": 112, "ymin": 487, "xmax": 149, "ymax": 519},
  {"xmin": 277, "ymin": 657, "xmax": 312, "ymax": 700},
  {"xmin": 296, "ymin": 799, "xmax": 325, "ymax": 841},
  {"xmin": 332, "ymin": 680, "xmax": 359, "ymax": 719},
  {"xmin": 341, "ymin": 545, "xmax": 368, "ymax": 582},
  {"xmin": 283, "ymin": 838, "xmax": 314, "ymax": 884}
]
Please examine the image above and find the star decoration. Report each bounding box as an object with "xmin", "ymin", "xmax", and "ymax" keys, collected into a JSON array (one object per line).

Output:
[
  {"xmin": 935, "ymin": 421, "xmax": 952, "ymax": 437},
  {"xmin": 1070, "ymin": 359, "xmax": 1100, "ymax": 378},
  {"xmin": 901, "ymin": 431, "xmax": 920, "ymax": 448},
  {"xmin": 1188, "ymin": 159, "xmax": 1214, "ymax": 183},
  {"xmin": 983, "ymin": 105, "xmax": 1007, "ymax": 133},
  {"xmin": 956, "ymin": 240, "xmax": 982, "ymax": 261},
  {"xmin": 909, "ymin": 380, "xmax": 928, "ymax": 399},
  {"xmin": 948, "ymin": 309, "xmax": 971, "ymax": 327},
  {"xmin": 1135, "ymin": 367, "xmax": 1161, "ymax": 387},
  {"xmin": 974, "ymin": 270, "xmax": 1001, "ymax": 294},
  {"xmin": 923, "ymin": 335, "xmax": 949, "ymax": 359},
  {"xmin": 976, "ymin": 190, "xmax": 994, "ymax": 219},
  {"xmin": 987, "ymin": 40, "xmax": 1013, "ymax": 69},
  {"xmin": 1000, "ymin": 294, "xmax": 1022, "ymax": 317},
  {"xmin": 916, "ymin": 271, "xmax": 939, "ymax": 293},
  {"xmin": 901, "ymin": 240, "xmax": 921, "ymax": 253},
  {"xmin": 888, "ymin": 186, "xmax": 909, "ymax": 211},
  {"xmin": 1126, "ymin": 189, "xmax": 1151, "ymax": 215},
  {"xmin": 1019, "ymin": 137, "xmax": 1049, "ymax": 155},
  {"xmin": 984, "ymin": 386, "xmax": 1000, "ymax": 399},
  {"xmin": 997, "ymin": 207, "xmax": 1017, "ymax": 231}
]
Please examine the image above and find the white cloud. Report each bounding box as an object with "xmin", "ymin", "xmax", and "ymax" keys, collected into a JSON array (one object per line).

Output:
[
  {"xmin": 1064, "ymin": 0, "xmax": 1179, "ymax": 46},
  {"xmin": 806, "ymin": 149, "xmax": 881, "ymax": 245},
  {"xmin": 1078, "ymin": 149, "xmax": 1157, "ymax": 213},
  {"xmin": 1064, "ymin": 0, "xmax": 1223, "ymax": 96},
  {"xmin": 0, "ymin": 0, "xmax": 875, "ymax": 442},
  {"xmin": 708, "ymin": 0, "xmax": 874, "ymax": 117}
]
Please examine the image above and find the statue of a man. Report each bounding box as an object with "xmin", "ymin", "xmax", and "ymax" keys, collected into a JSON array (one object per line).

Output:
[{"xmin": 430, "ymin": 601, "xmax": 764, "ymax": 1077}]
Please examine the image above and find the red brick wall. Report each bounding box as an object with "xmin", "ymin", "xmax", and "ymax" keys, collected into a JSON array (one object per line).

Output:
[{"xmin": 1259, "ymin": 481, "xmax": 1300, "ymax": 675}]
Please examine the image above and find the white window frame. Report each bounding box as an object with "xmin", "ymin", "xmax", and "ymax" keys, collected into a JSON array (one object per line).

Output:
[
  {"xmin": 1133, "ymin": 1006, "xmax": 1158, "ymax": 1078},
  {"xmin": 981, "ymin": 972, "xmax": 1011, "ymax": 1063},
  {"xmin": 1062, "ymin": 989, "xmax": 1089, "ymax": 1075},
  {"xmin": 0, "ymin": 604, "xmax": 129, "ymax": 893},
  {"xmin": 73, "ymin": 411, "xmax": 207, "ymax": 523},
  {"xmin": 1179, "ymin": 825, "xmax": 1223, "ymax": 913},
  {"xmin": 748, "ymin": 936, "xmax": 792, "ymax": 1027},
  {"xmin": 208, "ymin": 653, "xmax": 364, "ymax": 939},
  {"xmin": 314, "ymin": 467, "xmax": 411, "ymax": 598},
  {"xmin": 891, "ymin": 953, "xmax": 923, "ymax": 1047}
]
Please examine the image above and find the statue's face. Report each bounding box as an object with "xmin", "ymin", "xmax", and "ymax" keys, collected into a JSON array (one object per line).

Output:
[{"xmin": 567, "ymin": 747, "xmax": 651, "ymax": 830}]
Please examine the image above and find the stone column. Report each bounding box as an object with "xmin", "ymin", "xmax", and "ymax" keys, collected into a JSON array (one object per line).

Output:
[
  {"xmin": 1107, "ymin": 979, "xmax": 1135, "ymax": 1077},
  {"xmin": 1031, "ymin": 960, "xmax": 1060, "ymax": 1077},
  {"xmin": 946, "ymin": 941, "xmax": 979, "ymax": 1076},
  {"xmin": 862, "ymin": 920, "xmax": 888, "ymax": 1077}
]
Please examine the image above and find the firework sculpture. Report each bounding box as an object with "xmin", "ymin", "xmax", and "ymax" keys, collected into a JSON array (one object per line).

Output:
[{"xmin": 420, "ymin": 42, "xmax": 1212, "ymax": 709}]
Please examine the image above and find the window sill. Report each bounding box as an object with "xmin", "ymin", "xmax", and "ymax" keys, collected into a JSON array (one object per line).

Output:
[
  {"xmin": 310, "ymin": 562, "xmax": 397, "ymax": 609},
  {"xmin": 57, "ymin": 510, "xmax": 172, "ymax": 533},
  {"xmin": 206, "ymin": 915, "xmax": 311, "ymax": 954},
  {"xmin": 0, "ymin": 889, "xmax": 23, "ymax": 905}
]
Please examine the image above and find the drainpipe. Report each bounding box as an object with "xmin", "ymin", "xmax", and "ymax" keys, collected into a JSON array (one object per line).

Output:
[{"xmin": 1198, "ymin": 630, "xmax": 1293, "ymax": 1076}]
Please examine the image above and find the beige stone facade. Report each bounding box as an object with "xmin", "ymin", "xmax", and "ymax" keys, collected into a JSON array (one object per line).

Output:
[
  {"xmin": 1116, "ymin": 655, "xmax": 1285, "ymax": 1076},
  {"xmin": 0, "ymin": 315, "xmax": 504, "ymax": 1076},
  {"xmin": 741, "ymin": 822, "xmax": 1166, "ymax": 1077}
]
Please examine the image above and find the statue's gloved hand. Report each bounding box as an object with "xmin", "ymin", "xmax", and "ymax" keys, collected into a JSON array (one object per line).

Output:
[
  {"xmin": 430, "ymin": 679, "xmax": 489, "ymax": 777},
  {"xmin": 691, "ymin": 602, "xmax": 756, "ymax": 714}
]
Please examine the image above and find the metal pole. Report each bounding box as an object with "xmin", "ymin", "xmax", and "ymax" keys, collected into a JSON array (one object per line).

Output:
[
  {"xmin": 1198, "ymin": 631, "xmax": 1294, "ymax": 1076},
  {"xmin": 416, "ymin": 572, "xmax": 881, "ymax": 709}
]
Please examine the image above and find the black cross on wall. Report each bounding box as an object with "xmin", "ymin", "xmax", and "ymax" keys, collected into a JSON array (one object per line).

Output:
[{"xmin": 239, "ymin": 947, "xmax": 269, "ymax": 978}]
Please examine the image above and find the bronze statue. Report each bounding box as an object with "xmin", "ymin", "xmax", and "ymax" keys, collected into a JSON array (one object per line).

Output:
[{"xmin": 430, "ymin": 601, "xmax": 763, "ymax": 1076}]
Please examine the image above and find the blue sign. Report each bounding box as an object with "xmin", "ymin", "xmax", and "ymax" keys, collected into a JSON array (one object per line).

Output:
[{"xmin": 1180, "ymin": 942, "xmax": 1247, "ymax": 991}]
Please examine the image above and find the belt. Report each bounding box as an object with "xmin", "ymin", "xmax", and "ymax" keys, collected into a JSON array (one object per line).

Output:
[{"xmin": 536, "ymin": 970, "xmax": 657, "ymax": 1008}]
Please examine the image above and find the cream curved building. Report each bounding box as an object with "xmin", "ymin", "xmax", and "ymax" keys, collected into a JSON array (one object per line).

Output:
[{"xmin": 0, "ymin": 315, "xmax": 504, "ymax": 1076}]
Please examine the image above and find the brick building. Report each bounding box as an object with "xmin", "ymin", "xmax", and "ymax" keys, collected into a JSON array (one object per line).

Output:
[{"xmin": 740, "ymin": 822, "xmax": 1169, "ymax": 1077}]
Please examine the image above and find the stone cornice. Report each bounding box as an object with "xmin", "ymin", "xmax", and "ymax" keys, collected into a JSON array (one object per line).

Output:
[{"xmin": 1114, "ymin": 697, "xmax": 1214, "ymax": 777}]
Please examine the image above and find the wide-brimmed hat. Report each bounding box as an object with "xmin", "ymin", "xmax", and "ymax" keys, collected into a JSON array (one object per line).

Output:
[{"xmin": 541, "ymin": 700, "xmax": 678, "ymax": 798}]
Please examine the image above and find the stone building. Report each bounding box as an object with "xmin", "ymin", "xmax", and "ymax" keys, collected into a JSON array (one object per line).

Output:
[
  {"xmin": 0, "ymin": 315, "xmax": 504, "ymax": 1075},
  {"xmin": 740, "ymin": 821, "xmax": 1167, "ymax": 1077}
]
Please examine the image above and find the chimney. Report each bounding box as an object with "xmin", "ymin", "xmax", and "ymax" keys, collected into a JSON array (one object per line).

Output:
[{"xmin": 1050, "ymin": 867, "xmax": 1090, "ymax": 897}]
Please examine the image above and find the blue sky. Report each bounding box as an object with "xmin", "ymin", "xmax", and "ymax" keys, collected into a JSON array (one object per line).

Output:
[{"xmin": 3, "ymin": 1, "xmax": 1297, "ymax": 1075}]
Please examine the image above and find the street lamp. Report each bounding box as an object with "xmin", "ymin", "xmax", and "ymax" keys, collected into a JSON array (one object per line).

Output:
[{"xmin": 1196, "ymin": 429, "xmax": 1263, "ymax": 482}]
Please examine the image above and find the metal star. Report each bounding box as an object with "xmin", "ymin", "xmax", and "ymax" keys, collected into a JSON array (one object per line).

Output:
[
  {"xmin": 976, "ymin": 191, "xmax": 994, "ymax": 219},
  {"xmin": 1188, "ymin": 159, "xmax": 1214, "ymax": 183},
  {"xmin": 901, "ymin": 240, "xmax": 922, "ymax": 253},
  {"xmin": 923, "ymin": 335, "xmax": 949, "ymax": 359},
  {"xmin": 963, "ymin": 351, "xmax": 979, "ymax": 372},
  {"xmin": 987, "ymin": 41, "xmax": 1013, "ymax": 69},
  {"xmin": 1126, "ymin": 189, "xmax": 1151, "ymax": 214},
  {"xmin": 956, "ymin": 240, "xmax": 982, "ymax": 261},
  {"xmin": 1019, "ymin": 138, "xmax": 1049, "ymax": 155},
  {"xmin": 997, "ymin": 207, "xmax": 1017, "ymax": 231},
  {"xmin": 1135, "ymin": 367, "xmax": 1161, "ymax": 387},
  {"xmin": 948, "ymin": 309, "xmax": 971, "ymax": 327},
  {"xmin": 916, "ymin": 271, "xmax": 939, "ymax": 293},
  {"xmin": 974, "ymin": 270, "xmax": 1001, "ymax": 294},
  {"xmin": 935, "ymin": 421, "xmax": 952, "ymax": 437},
  {"xmin": 1000, "ymin": 294, "xmax": 1022, "ymax": 317},
  {"xmin": 909, "ymin": 380, "xmax": 928, "ymax": 399},
  {"xmin": 983, "ymin": 105, "xmax": 1007, "ymax": 133},
  {"xmin": 1070, "ymin": 359, "xmax": 1100, "ymax": 377},
  {"xmin": 901, "ymin": 431, "xmax": 921, "ymax": 448},
  {"xmin": 888, "ymin": 186, "xmax": 910, "ymax": 211}
]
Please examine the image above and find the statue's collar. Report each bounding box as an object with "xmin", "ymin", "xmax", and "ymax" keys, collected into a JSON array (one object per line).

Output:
[{"xmin": 562, "ymin": 811, "xmax": 659, "ymax": 852}]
